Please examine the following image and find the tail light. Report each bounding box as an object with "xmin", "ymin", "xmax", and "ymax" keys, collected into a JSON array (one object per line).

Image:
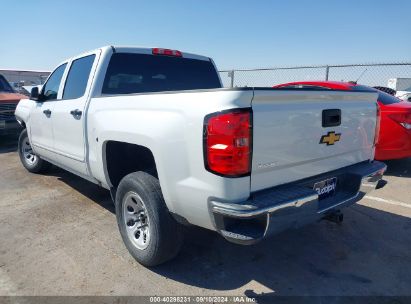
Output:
[
  {"xmin": 203, "ymin": 109, "xmax": 252, "ymax": 177},
  {"xmin": 389, "ymin": 112, "xmax": 411, "ymax": 130},
  {"xmin": 152, "ymin": 48, "xmax": 182, "ymax": 57},
  {"xmin": 374, "ymin": 105, "xmax": 381, "ymax": 146}
]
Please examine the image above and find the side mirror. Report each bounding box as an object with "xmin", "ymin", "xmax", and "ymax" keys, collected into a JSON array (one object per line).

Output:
[
  {"xmin": 408, "ymin": 97, "xmax": 411, "ymax": 102},
  {"xmin": 30, "ymin": 87, "xmax": 40, "ymax": 101}
]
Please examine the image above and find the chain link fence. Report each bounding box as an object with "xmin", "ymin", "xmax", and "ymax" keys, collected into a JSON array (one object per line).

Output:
[{"xmin": 219, "ymin": 63, "xmax": 411, "ymax": 88}]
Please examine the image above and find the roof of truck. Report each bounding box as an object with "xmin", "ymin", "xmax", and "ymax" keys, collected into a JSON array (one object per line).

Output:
[
  {"xmin": 110, "ymin": 46, "xmax": 211, "ymax": 61},
  {"xmin": 50, "ymin": 46, "xmax": 215, "ymax": 78},
  {"xmin": 67, "ymin": 46, "xmax": 211, "ymax": 63}
]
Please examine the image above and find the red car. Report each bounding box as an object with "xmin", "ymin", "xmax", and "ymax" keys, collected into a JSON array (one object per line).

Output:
[{"xmin": 273, "ymin": 81, "xmax": 411, "ymax": 161}]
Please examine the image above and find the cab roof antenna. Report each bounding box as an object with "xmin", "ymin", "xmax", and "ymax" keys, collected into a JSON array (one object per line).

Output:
[{"xmin": 350, "ymin": 68, "xmax": 368, "ymax": 85}]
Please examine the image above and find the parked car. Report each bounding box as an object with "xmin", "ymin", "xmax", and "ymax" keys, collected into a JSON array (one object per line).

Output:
[
  {"xmin": 273, "ymin": 81, "xmax": 411, "ymax": 160},
  {"xmin": 0, "ymin": 74, "xmax": 25, "ymax": 136},
  {"xmin": 373, "ymin": 86, "xmax": 411, "ymax": 102},
  {"xmin": 15, "ymin": 47, "xmax": 386, "ymax": 266},
  {"xmin": 395, "ymin": 90, "xmax": 411, "ymax": 103},
  {"xmin": 373, "ymin": 86, "xmax": 396, "ymax": 96}
]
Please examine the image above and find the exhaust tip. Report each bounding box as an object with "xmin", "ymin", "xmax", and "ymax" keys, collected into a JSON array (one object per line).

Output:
[{"xmin": 376, "ymin": 179, "xmax": 387, "ymax": 190}]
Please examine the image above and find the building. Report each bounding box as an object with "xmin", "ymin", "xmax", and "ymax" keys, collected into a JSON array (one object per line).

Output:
[{"xmin": 0, "ymin": 69, "xmax": 50, "ymax": 93}]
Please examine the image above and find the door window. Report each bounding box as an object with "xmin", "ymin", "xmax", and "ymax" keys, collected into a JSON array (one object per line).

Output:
[
  {"xmin": 63, "ymin": 55, "xmax": 95, "ymax": 100},
  {"xmin": 42, "ymin": 63, "xmax": 67, "ymax": 101}
]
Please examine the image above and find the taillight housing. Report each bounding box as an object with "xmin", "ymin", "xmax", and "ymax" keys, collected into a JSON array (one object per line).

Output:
[
  {"xmin": 389, "ymin": 112, "xmax": 411, "ymax": 130},
  {"xmin": 203, "ymin": 108, "xmax": 252, "ymax": 177},
  {"xmin": 152, "ymin": 48, "xmax": 182, "ymax": 57},
  {"xmin": 374, "ymin": 104, "xmax": 381, "ymax": 146}
]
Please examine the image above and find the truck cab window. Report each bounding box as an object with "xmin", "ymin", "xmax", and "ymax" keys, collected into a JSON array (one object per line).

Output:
[
  {"xmin": 102, "ymin": 53, "xmax": 221, "ymax": 95},
  {"xmin": 41, "ymin": 63, "xmax": 67, "ymax": 101},
  {"xmin": 63, "ymin": 54, "xmax": 95, "ymax": 100}
]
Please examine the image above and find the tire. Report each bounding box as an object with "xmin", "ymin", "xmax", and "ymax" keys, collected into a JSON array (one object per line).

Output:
[
  {"xmin": 115, "ymin": 171, "xmax": 184, "ymax": 266},
  {"xmin": 18, "ymin": 129, "xmax": 51, "ymax": 173}
]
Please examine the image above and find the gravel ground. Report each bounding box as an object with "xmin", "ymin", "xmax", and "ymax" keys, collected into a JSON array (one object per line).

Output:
[{"xmin": 1, "ymin": 134, "xmax": 411, "ymax": 297}]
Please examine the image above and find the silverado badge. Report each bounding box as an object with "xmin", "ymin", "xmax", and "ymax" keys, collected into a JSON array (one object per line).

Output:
[{"xmin": 320, "ymin": 131, "xmax": 341, "ymax": 146}]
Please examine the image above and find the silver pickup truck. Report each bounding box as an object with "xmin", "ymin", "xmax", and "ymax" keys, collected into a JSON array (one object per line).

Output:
[{"xmin": 15, "ymin": 46, "xmax": 386, "ymax": 266}]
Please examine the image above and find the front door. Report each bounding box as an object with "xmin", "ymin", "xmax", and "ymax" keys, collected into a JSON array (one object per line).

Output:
[
  {"xmin": 29, "ymin": 63, "xmax": 67, "ymax": 161},
  {"xmin": 52, "ymin": 53, "xmax": 98, "ymax": 175}
]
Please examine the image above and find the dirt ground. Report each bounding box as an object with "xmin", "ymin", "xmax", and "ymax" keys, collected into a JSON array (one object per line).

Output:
[{"xmin": 1, "ymin": 134, "xmax": 411, "ymax": 297}]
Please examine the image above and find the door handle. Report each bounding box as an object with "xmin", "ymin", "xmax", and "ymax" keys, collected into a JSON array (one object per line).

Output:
[
  {"xmin": 322, "ymin": 109, "xmax": 341, "ymax": 127},
  {"xmin": 43, "ymin": 109, "xmax": 51, "ymax": 116},
  {"xmin": 70, "ymin": 109, "xmax": 82, "ymax": 117}
]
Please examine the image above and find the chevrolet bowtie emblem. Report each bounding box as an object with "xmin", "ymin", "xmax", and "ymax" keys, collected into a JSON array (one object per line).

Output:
[{"xmin": 320, "ymin": 131, "xmax": 341, "ymax": 146}]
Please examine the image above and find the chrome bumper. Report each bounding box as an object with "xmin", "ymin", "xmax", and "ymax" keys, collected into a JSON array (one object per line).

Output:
[{"xmin": 210, "ymin": 161, "xmax": 387, "ymax": 245}]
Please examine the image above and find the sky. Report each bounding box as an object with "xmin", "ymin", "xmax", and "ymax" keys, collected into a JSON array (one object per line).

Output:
[{"xmin": 1, "ymin": 0, "xmax": 411, "ymax": 72}]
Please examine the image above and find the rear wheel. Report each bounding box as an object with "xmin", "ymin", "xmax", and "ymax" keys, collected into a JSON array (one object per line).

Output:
[
  {"xmin": 115, "ymin": 171, "xmax": 184, "ymax": 266},
  {"xmin": 18, "ymin": 129, "xmax": 51, "ymax": 173}
]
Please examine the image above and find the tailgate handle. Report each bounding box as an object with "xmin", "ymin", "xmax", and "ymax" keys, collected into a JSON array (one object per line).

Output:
[{"xmin": 322, "ymin": 109, "xmax": 341, "ymax": 127}]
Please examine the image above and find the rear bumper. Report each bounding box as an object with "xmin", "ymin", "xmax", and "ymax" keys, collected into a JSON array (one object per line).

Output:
[
  {"xmin": 0, "ymin": 121, "xmax": 22, "ymax": 136},
  {"xmin": 210, "ymin": 161, "xmax": 386, "ymax": 245}
]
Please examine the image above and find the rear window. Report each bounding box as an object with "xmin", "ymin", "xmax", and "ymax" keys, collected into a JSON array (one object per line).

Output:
[
  {"xmin": 102, "ymin": 53, "xmax": 221, "ymax": 95},
  {"xmin": 352, "ymin": 85, "xmax": 401, "ymax": 105},
  {"xmin": 0, "ymin": 75, "xmax": 14, "ymax": 93},
  {"xmin": 376, "ymin": 91, "xmax": 402, "ymax": 105},
  {"xmin": 63, "ymin": 54, "xmax": 95, "ymax": 100}
]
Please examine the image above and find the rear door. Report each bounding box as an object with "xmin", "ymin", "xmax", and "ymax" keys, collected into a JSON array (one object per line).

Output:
[
  {"xmin": 52, "ymin": 51, "xmax": 99, "ymax": 175},
  {"xmin": 29, "ymin": 63, "xmax": 67, "ymax": 161},
  {"xmin": 250, "ymin": 89, "xmax": 378, "ymax": 192}
]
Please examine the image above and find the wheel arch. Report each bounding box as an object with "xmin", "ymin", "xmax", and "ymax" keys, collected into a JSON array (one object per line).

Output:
[{"xmin": 103, "ymin": 140, "xmax": 158, "ymax": 189}]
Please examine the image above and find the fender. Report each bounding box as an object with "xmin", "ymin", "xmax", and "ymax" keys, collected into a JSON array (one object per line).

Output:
[{"xmin": 89, "ymin": 108, "xmax": 189, "ymax": 214}]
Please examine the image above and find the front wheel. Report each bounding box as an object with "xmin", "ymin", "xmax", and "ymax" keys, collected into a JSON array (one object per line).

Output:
[
  {"xmin": 18, "ymin": 129, "xmax": 51, "ymax": 173},
  {"xmin": 115, "ymin": 172, "xmax": 184, "ymax": 266}
]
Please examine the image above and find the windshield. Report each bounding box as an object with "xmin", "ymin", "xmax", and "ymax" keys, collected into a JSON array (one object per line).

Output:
[
  {"xmin": 102, "ymin": 53, "xmax": 221, "ymax": 95},
  {"xmin": 0, "ymin": 75, "xmax": 14, "ymax": 93}
]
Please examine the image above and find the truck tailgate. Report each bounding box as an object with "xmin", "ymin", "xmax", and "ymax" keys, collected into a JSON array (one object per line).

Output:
[{"xmin": 250, "ymin": 89, "xmax": 378, "ymax": 192}]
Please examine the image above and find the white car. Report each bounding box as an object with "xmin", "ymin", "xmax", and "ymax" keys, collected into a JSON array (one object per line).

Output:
[
  {"xmin": 15, "ymin": 46, "xmax": 386, "ymax": 266},
  {"xmin": 396, "ymin": 90, "xmax": 411, "ymax": 102}
]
